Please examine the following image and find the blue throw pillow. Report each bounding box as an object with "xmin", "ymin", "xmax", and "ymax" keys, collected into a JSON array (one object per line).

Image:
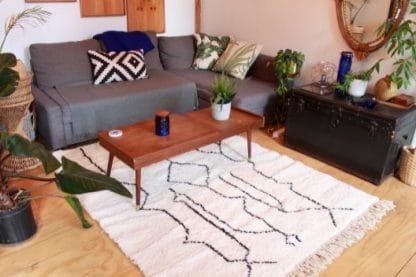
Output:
[{"xmin": 93, "ymin": 31, "xmax": 154, "ymax": 54}]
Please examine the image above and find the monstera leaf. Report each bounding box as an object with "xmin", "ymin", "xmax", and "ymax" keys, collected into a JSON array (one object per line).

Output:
[{"xmin": 0, "ymin": 53, "xmax": 19, "ymax": 97}]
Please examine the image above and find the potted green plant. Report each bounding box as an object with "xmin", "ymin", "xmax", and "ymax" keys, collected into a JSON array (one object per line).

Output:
[
  {"xmin": 211, "ymin": 73, "xmax": 238, "ymax": 121},
  {"xmin": 374, "ymin": 0, "xmax": 416, "ymax": 99},
  {"xmin": 0, "ymin": 132, "xmax": 132, "ymax": 244},
  {"xmin": 335, "ymin": 59, "xmax": 381, "ymax": 97},
  {"xmin": 272, "ymin": 49, "xmax": 305, "ymax": 124},
  {"xmin": 0, "ymin": 5, "xmax": 132, "ymax": 245}
]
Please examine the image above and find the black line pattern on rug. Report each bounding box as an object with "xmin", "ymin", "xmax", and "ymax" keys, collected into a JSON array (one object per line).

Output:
[
  {"xmin": 167, "ymin": 160, "xmax": 301, "ymax": 245},
  {"xmin": 78, "ymin": 140, "xmax": 356, "ymax": 276},
  {"xmin": 196, "ymin": 141, "xmax": 245, "ymax": 162},
  {"xmin": 194, "ymin": 141, "xmax": 353, "ymax": 227},
  {"xmin": 80, "ymin": 147, "xmax": 106, "ymax": 174}
]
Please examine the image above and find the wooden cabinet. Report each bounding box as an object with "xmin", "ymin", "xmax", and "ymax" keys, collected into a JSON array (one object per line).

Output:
[
  {"xmin": 285, "ymin": 85, "xmax": 416, "ymax": 184},
  {"xmin": 80, "ymin": 0, "xmax": 125, "ymax": 17},
  {"xmin": 127, "ymin": 0, "xmax": 165, "ymax": 32}
]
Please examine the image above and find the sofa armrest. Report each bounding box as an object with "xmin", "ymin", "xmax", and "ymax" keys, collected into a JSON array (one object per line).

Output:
[
  {"xmin": 32, "ymin": 86, "xmax": 67, "ymax": 150},
  {"xmin": 248, "ymin": 54, "xmax": 275, "ymax": 84}
]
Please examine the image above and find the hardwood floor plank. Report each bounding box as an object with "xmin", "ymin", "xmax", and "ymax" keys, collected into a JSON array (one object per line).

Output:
[{"xmin": 1, "ymin": 130, "xmax": 415, "ymax": 276}]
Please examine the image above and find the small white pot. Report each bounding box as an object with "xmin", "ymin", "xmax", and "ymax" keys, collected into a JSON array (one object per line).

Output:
[
  {"xmin": 211, "ymin": 102, "xmax": 231, "ymax": 121},
  {"xmin": 348, "ymin": 79, "xmax": 368, "ymax": 97}
]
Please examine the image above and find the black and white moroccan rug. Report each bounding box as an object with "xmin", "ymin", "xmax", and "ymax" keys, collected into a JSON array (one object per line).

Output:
[{"xmin": 55, "ymin": 136, "xmax": 394, "ymax": 276}]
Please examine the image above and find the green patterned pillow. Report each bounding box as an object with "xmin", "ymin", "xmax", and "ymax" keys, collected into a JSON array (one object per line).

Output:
[
  {"xmin": 192, "ymin": 33, "xmax": 230, "ymax": 70},
  {"xmin": 213, "ymin": 39, "xmax": 263, "ymax": 80}
]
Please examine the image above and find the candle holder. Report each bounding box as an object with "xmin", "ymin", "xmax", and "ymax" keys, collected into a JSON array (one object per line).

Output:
[{"xmin": 155, "ymin": 110, "xmax": 170, "ymax": 136}]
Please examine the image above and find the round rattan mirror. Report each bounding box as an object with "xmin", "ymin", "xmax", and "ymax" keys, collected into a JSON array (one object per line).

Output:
[{"xmin": 335, "ymin": 0, "xmax": 409, "ymax": 60}]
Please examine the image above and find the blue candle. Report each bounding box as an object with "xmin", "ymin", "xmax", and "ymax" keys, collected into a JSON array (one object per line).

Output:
[{"xmin": 155, "ymin": 110, "xmax": 170, "ymax": 136}]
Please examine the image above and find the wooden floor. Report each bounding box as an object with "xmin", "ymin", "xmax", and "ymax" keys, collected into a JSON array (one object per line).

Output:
[{"xmin": 1, "ymin": 129, "xmax": 416, "ymax": 276}]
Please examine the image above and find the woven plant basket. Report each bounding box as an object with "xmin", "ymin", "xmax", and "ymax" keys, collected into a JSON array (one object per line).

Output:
[
  {"xmin": 0, "ymin": 73, "xmax": 41, "ymax": 172},
  {"xmin": 398, "ymin": 146, "xmax": 416, "ymax": 187}
]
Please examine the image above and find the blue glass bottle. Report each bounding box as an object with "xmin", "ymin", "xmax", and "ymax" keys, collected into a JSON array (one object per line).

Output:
[
  {"xmin": 335, "ymin": 51, "xmax": 353, "ymax": 97},
  {"xmin": 336, "ymin": 51, "xmax": 353, "ymax": 83}
]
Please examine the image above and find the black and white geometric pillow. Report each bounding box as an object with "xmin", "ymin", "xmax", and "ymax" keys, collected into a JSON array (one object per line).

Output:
[{"xmin": 87, "ymin": 49, "xmax": 148, "ymax": 85}]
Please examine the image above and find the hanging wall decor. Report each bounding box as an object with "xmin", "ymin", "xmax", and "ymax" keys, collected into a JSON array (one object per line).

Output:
[
  {"xmin": 26, "ymin": 0, "xmax": 76, "ymax": 2},
  {"xmin": 80, "ymin": 0, "xmax": 125, "ymax": 17}
]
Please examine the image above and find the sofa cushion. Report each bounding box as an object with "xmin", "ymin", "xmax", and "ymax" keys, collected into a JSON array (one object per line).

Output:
[
  {"xmin": 213, "ymin": 39, "xmax": 262, "ymax": 80},
  {"xmin": 192, "ymin": 33, "xmax": 230, "ymax": 70},
  {"xmin": 87, "ymin": 50, "xmax": 148, "ymax": 84},
  {"xmin": 51, "ymin": 70, "xmax": 197, "ymax": 144},
  {"xmin": 144, "ymin": 31, "xmax": 163, "ymax": 70},
  {"xmin": 30, "ymin": 39, "xmax": 101, "ymax": 90},
  {"xmin": 93, "ymin": 31, "xmax": 154, "ymax": 53},
  {"xmin": 158, "ymin": 35, "xmax": 195, "ymax": 69}
]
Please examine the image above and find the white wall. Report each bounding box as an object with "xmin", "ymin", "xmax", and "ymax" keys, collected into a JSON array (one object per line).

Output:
[
  {"xmin": 201, "ymin": 0, "xmax": 416, "ymax": 145},
  {"xmin": 0, "ymin": 0, "xmax": 195, "ymax": 65},
  {"xmin": 201, "ymin": 0, "xmax": 387, "ymax": 85}
]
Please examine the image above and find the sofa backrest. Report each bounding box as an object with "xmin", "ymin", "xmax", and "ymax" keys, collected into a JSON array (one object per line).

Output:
[
  {"xmin": 30, "ymin": 39, "xmax": 101, "ymax": 90},
  {"xmin": 248, "ymin": 54, "xmax": 275, "ymax": 84},
  {"xmin": 158, "ymin": 35, "xmax": 195, "ymax": 70},
  {"xmin": 143, "ymin": 31, "xmax": 163, "ymax": 71},
  {"xmin": 30, "ymin": 32, "xmax": 163, "ymax": 90}
]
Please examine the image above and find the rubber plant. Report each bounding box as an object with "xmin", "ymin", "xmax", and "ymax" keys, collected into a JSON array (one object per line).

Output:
[
  {"xmin": 272, "ymin": 49, "xmax": 305, "ymax": 124},
  {"xmin": 0, "ymin": 132, "xmax": 132, "ymax": 228},
  {"xmin": 376, "ymin": 0, "xmax": 416, "ymax": 89}
]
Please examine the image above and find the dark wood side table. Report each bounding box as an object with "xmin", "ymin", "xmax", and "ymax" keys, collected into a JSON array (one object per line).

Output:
[{"xmin": 284, "ymin": 84, "xmax": 416, "ymax": 184}]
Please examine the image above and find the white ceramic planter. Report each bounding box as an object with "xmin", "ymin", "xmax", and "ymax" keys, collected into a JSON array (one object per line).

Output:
[
  {"xmin": 211, "ymin": 103, "xmax": 231, "ymax": 121},
  {"xmin": 348, "ymin": 79, "xmax": 368, "ymax": 97}
]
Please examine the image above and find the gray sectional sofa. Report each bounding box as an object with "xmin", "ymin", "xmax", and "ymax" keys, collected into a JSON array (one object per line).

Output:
[{"xmin": 30, "ymin": 32, "xmax": 277, "ymax": 150}]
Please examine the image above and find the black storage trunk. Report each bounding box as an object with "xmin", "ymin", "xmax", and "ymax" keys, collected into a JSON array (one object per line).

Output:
[{"xmin": 285, "ymin": 85, "xmax": 416, "ymax": 185}]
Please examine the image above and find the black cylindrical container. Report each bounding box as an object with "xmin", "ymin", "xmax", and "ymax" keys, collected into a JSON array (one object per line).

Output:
[
  {"xmin": 0, "ymin": 197, "xmax": 37, "ymax": 245},
  {"xmin": 155, "ymin": 110, "xmax": 170, "ymax": 136}
]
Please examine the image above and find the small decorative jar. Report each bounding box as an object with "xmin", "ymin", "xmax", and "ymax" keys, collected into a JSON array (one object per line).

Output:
[{"xmin": 155, "ymin": 110, "xmax": 170, "ymax": 136}]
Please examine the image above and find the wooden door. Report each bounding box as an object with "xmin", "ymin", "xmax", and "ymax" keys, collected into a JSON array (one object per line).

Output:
[{"xmin": 127, "ymin": 0, "xmax": 165, "ymax": 32}]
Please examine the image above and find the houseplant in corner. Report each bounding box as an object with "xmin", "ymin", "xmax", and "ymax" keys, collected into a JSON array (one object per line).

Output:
[
  {"xmin": 0, "ymin": 5, "xmax": 132, "ymax": 245},
  {"xmin": 272, "ymin": 49, "xmax": 305, "ymax": 124},
  {"xmin": 374, "ymin": 0, "xmax": 416, "ymax": 100},
  {"xmin": 211, "ymin": 73, "xmax": 238, "ymax": 121},
  {"xmin": 0, "ymin": 132, "xmax": 132, "ymax": 244}
]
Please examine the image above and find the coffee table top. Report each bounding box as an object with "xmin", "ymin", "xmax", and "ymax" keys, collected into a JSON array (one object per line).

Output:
[{"xmin": 98, "ymin": 108, "xmax": 264, "ymax": 168}]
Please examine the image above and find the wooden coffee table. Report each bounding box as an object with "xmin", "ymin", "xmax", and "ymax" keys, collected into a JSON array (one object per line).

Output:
[{"xmin": 98, "ymin": 108, "xmax": 264, "ymax": 207}]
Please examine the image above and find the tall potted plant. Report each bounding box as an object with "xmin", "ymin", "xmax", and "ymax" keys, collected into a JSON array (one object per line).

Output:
[
  {"xmin": 0, "ymin": 5, "xmax": 133, "ymax": 245},
  {"xmin": 272, "ymin": 49, "xmax": 305, "ymax": 124},
  {"xmin": 374, "ymin": 0, "xmax": 416, "ymax": 100},
  {"xmin": 211, "ymin": 73, "xmax": 238, "ymax": 121},
  {"xmin": 0, "ymin": 132, "xmax": 132, "ymax": 244}
]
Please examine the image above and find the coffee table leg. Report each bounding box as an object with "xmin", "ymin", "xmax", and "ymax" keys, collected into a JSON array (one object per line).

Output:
[
  {"xmin": 247, "ymin": 129, "xmax": 252, "ymax": 160},
  {"xmin": 135, "ymin": 168, "xmax": 141, "ymax": 210},
  {"xmin": 106, "ymin": 153, "xmax": 114, "ymax": 176}
]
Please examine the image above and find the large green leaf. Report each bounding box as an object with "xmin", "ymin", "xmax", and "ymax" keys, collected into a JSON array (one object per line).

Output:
[
  {"xmin": 56, "ymin": 157, "xmax": 132, "ymax": 198},
  {"xmin": 64, "ymin": 195, "xmax": 92, "ymax": 228},
  {"xmin": 4, "ymin": 133, "xmax": 60, "ymax": 173},
  {"xmin": 0, "ymin": 53, "xmax": 19, "ymax": 97}
]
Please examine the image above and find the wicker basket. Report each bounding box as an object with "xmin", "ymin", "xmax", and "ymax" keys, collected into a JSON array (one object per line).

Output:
[
  {"xmin": 398, "ymin": 146, "xmax": 416, "ymax": 187},
  {"xmin": 0, "ymin": 72, "xmax": 41, "ymax": 172}
]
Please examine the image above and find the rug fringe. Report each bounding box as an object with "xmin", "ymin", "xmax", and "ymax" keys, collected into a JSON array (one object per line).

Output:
[{"xmin": 287, "ymin": 200, "xmax": 395, "ymax": 277}]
